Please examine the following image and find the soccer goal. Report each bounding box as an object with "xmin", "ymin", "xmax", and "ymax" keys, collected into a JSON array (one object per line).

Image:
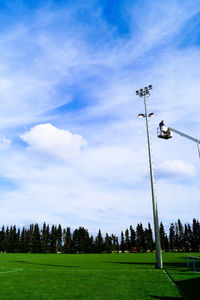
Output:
[{"xmin": 187, "ymin": 256, "xmax": 200, "ymax": 272}]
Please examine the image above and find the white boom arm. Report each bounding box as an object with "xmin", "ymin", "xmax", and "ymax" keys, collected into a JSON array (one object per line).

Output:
[{"xmin": 169, "ymin": 127, "xmax": 200, "ymax": 159}]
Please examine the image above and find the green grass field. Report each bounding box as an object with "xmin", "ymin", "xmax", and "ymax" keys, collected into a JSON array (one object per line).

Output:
[{"xmin": 0, "ymin": 252, "xmax": 199, "ymax": 299}]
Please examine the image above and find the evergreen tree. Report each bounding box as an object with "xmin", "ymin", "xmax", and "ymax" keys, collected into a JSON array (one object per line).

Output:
[
  {"xmin": 5, "ymin": 226, "xmax": 10, "ymax": 252},
  {"xmin": 72, "ymin": 227, "xmax": 89, "ymax": 253},
  {"xmin": 88, "ymin": 235, "xmax": 95, "ymax": 253},
  {"xmin": 20, "ymin": 227, "xmax": 26, "ymax": 253},
  {"xmin": 104, "ymin": 233, "xmax": 112, "ymax": 252},
  {"xmin": 177, "ymin": 219, "xmax": 184, "ymax": 251},
  {"xmin": 148, "ymin": 223, "xmax": 154, "ymax": 251},
  {"xmin": 7, "ymin": 225, "xmax": 20, "ymax": 253},
  {"xmin": 79, "ymin": 227, "xmax": 90, "ymax": 253},
  {"xmin": 111, "ymin": 234, "xmax": 119, "ymax": 252},
  {"xmin": 145, "ymin": 223, "xmax": 153, "ymax": 251},
  {"xmin": 46, "ymin": 225, "xmax": 50, "ymax": 252},
  {"xmin": 164, "ymin": 234, "xmax": 169, "ymax": 252},
  {"xmin": 57, "ymin": 224, "xmax": 62, "ymax": 252},
  {"xmin": 95, "ymin": 229, "xmax": 104, "ymax": 253},
  {"xmin": 63, "ymin": 227, "xmax": 72, "ymax": 253},
  {"xmin": 71, "ymin": 228, "xmax": 79, "ymax": 253},
  {"xmin": 0, "ymin": 226, "xmax": 6, "ymax": 252},
  {"xmin": 174, "ymin": 222, "xmax": 179, "ymax": 251},
  {"xmin": 129, "ymin": 225, "xmax": 136, "ymax": 251},
  {"xmin": 25, "ymin": 224, "xmax": 34, "ymax": 253},
  {"xmin": 41, "ymin": 222, "xmax": 50, "ymax": 253},
  {"xmin": 49, "ymin": 225, "xmax": 57, "ymax": 253},
  {"xmin": 32, "ymin": 223, "xmax": 42, "ymax": 253},
  {"xmin": 17, "ymin": 228, "xmax": 20, "ymax": 252},
  {"xmin": 184, "ymin": 224, "xmax": 191, "ymax": 251},
  {"xmin": 136, "ymin": 223, "xmax": 145, "ymax": 252},
  {"xmin": 169, "ymin": 223, "xmax": 175, "ymax": 251},
  {"xmin": 120, "ymin": 231, "xmax": 125, "ymax": 252},
  {"xmin": 22, "ymin": 228, "xmax": 29, "ymax": 253},
  {"xmin": 160, "ymin": 222, "xmax": 166, "ymax": 250},
  {"xmin": 125, "ymin": 229, "xmax": 130, "ymax": 251},
  {"xmin": 8, "ymin": 226, "xmax": 14, "ymax": 252},
  {"xmin": 192, "ymin": 218, "xmax": 200, "ymax": 251}
]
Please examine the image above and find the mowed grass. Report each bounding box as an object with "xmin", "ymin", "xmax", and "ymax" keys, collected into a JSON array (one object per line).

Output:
[{"xmin": 0, "ymin": 252, "xmax": 199, "ymax": 299}]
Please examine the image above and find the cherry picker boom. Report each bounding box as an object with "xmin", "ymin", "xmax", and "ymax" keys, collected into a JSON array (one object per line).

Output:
[{"xmin": 157, "ymin": 125, "xmax": 200, "ymax": 159}]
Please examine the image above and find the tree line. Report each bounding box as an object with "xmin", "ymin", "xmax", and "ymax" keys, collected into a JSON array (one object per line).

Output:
[{"xmin": 0, "ymin": 219, "xmax": 199, "ymax": 253}]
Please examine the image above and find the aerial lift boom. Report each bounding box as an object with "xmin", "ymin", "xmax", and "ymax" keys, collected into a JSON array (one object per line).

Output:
[{"xmin": 158, "ymin": 125, "xmax": 200, "ymax": 159}]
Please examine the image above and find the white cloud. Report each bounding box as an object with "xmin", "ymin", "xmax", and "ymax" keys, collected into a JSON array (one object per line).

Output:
[
  {"xmin": 157, "ymin": 160, "xmax": 196, "ymax": 177},
  {"xmin": 20, "ymin": 123, "xmax": 87, "ymax": 161}
]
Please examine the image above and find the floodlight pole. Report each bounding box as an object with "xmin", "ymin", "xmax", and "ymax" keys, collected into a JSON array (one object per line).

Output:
[{"xmin": 136, "ymin": 86, "xmax": 163, "ymax": 269}]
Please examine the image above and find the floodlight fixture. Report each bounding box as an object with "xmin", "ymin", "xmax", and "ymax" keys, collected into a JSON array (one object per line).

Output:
[
  {"xmin": 138, "ymin": 113, "xmax": 145, "ymax": 118},
  {"xmin": 149, "ymin": 112, "xmax": 155, "ymax": 117},
  {"xmin": 135, "ymin": 85, "xmax": 153, "ymax": 98},
  {"xmin": 138, "ymin": 113, "xmax": 155, "ymax": 118}
]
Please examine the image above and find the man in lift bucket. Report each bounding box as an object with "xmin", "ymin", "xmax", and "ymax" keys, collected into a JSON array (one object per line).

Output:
[{"xmin": 159, "ymin": 120, "xmax": 165, "ymax": 133}]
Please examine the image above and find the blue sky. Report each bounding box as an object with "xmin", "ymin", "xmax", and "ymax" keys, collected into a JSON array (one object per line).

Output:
[{"xmin": 0, "ymin": 0, "xmax": 200, "ymax": 235}]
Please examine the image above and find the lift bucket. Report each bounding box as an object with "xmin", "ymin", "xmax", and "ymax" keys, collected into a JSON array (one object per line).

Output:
[{"xmin": 157, "ymin": 127, "xmax": 172, "ymax": 139}]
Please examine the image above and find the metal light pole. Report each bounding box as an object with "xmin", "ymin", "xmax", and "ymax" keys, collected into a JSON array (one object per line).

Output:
[{"xmin": 136, "ymin": 85, "xmax": 163, "ymax": 269}]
